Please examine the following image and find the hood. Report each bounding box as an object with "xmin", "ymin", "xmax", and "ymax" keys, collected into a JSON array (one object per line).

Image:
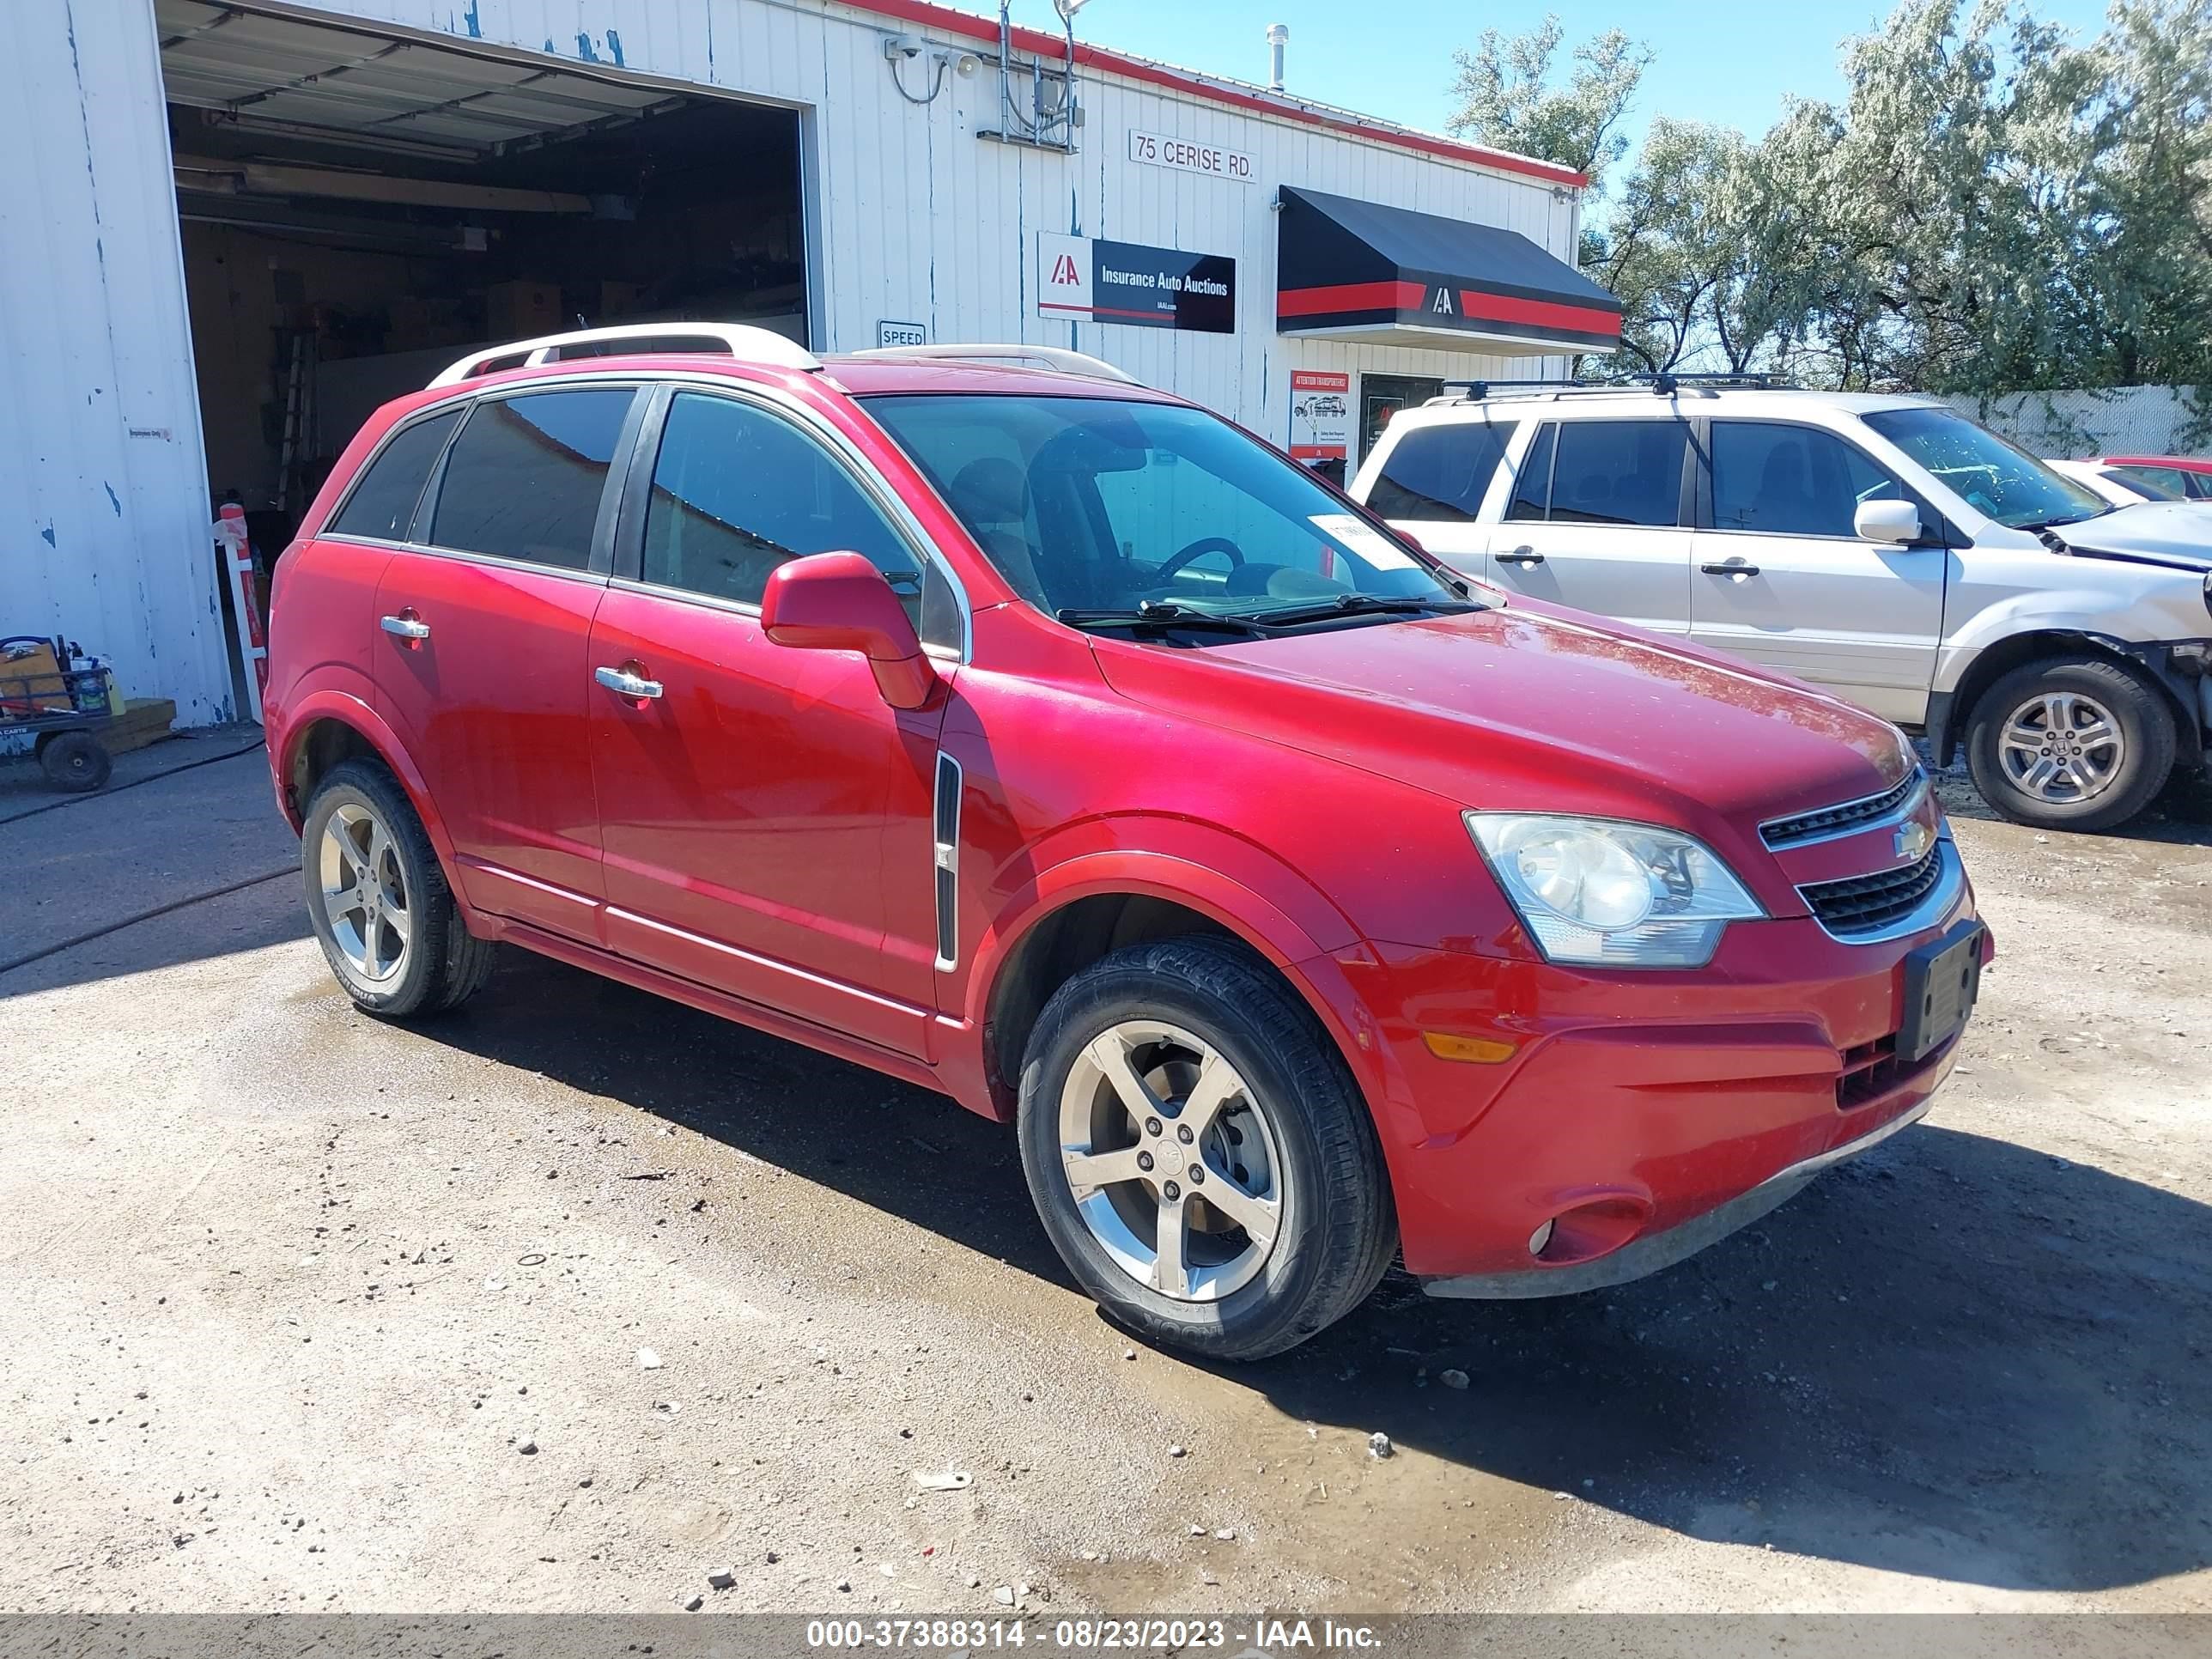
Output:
[
  {"xmin": 1091, "ymin": 602, "xmax": 1913, "ymax": 841},
  {"xmin": 2057, "ymin": 501, "xmax": 2212, "ymax": 571}
]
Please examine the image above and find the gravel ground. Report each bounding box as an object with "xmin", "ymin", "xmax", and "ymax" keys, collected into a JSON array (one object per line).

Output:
[{"xmin": 1, "ymin": 741, "xmax": 2208, "ymax": 1615}]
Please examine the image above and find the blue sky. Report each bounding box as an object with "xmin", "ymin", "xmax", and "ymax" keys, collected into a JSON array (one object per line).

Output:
[{"xmin": 1046, "ymin": 0, "xmax": 2116, "ymax": 166}]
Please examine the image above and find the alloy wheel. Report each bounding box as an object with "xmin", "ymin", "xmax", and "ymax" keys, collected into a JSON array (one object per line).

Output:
[
  {"xmin": 1057, "ymin": 1019, "xmax": 1285, "ymax": 1302},
  {"xmin": 1998, "ymin": 690, "xmax": 2125, "ymax": 805},
  {"xmin": 318, "ymin": 802, "xmax": 411, "ymax": 985}
]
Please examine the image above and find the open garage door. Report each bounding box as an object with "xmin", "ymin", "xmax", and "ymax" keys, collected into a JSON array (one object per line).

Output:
[{"xmin": 157, "ymin": 1, "xmax": 809, "ymax": 542}]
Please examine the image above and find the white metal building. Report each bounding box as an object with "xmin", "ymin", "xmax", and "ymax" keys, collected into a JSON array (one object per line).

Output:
[{"xmin": 2, "ymin": 0, "xmax": 1613, "ymax": 726}]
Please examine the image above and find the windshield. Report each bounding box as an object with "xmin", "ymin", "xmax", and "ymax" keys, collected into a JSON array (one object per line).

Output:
[
  {"xmin": 1862, "ymin": 406, "xmax": 2108, "ymax": 531},
  {"xmin": 860, "ymin": 394, "xmax": 1465, "ymax": 620}
]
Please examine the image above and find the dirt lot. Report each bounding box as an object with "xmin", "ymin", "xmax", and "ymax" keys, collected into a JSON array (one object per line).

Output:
[{"xmin": 2, "ymin": 738, "xmax": 2209, "ymax": 1616}]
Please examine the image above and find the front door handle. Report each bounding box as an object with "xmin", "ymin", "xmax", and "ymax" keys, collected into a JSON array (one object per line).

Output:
[
  {"xmin": 1497, "ymin": 547, "xmax": 1546, "ymax": 568},
  {"xmin": 1700, "ymin": 560, "xmax": 1761, "ymax": 580},
  {"xmin": 594, "ymin": 665, "xmax": 664, "ymax": 701},
  {"xmin": 380, "ymin": 611, "xmax": 431, "ymax": 641}
]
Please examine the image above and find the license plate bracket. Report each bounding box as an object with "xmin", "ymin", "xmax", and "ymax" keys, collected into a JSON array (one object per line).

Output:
[{"xmin": 1899, "ymin": 919, "xmax": 1984, "ymax": 1064}]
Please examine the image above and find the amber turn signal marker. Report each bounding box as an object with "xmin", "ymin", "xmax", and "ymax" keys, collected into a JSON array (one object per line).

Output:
[{"xmin": 1422, "ymin": 1030, "xmax": 1518, "ymax": 1064}]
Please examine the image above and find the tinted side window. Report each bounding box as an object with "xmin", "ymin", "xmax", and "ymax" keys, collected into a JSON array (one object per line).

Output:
[
  {"xmin": 1711, "ymin": 422, "xmax": 1905, "ymax": 538},
  {"xmin": 1367, "ymin": 422, "xmax": 1518, "ymax": 523},
  {"xmin": 1505, "ymin": 423, "xmax": 1556, "ymax": 521},
  {"xmin": 1548, "ymin": 421, "xmax": 1688, "ymax": 527},
  {"xmin": 643, "ymin": 392, "xmax": 921, "ymax": 613},
  {"xmin": 428, "ymin": 388, "xmax": 636, "ymax": 570},
  {"xmin": 328, "ymin": 410, "xmax": 459, "ymax": 541}
]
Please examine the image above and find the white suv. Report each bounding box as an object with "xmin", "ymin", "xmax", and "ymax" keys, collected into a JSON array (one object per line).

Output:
[{"xmin": 1351, "ymin": 382, "xmax": 2212, "ymax": 830}]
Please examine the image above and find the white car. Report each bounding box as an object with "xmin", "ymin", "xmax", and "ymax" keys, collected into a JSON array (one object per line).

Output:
[
  {"xmin": 2048, "ymin": 458, "xmax": 2165, "ymax": 507},
  {"xmin": 1350, "ymin": 382, "xmax": 2212, "ymax": 830}
]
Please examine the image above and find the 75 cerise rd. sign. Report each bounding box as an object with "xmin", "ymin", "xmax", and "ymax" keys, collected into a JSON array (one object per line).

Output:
[{"xmin": 1127, "ymin": 130, "xmax": 1255, "ymax": 184}]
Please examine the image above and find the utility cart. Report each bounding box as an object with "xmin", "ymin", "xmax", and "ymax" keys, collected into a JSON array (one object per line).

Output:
[{"xmin": 0, "ymin": 635, "xmax": 118, "ymax": 793}]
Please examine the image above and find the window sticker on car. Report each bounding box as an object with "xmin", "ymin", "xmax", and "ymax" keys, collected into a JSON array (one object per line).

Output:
[{"xmin": 1310, "ymin": 513, "xmax": 1417, "ymax": 570}]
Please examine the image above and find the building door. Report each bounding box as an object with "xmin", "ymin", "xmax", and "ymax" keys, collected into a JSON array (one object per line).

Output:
[{"xmin": 1358, "ymin": 375, "xmax": 1443, "ymax": 470}]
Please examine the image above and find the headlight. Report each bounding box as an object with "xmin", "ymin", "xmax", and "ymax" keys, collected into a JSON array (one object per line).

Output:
[{"xmin": 1465, "ymin": 812, "xmax": 1765, "ymax": 968}]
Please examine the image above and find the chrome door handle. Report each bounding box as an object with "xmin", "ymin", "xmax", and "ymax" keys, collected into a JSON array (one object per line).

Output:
[
  {"xmin": 380, "ymin": 613, "xmax": 431, "ymax": 640},
  {"xmin": 594, "ymin": 665, "xmax": 664, "ymax": 700},
  {"xmin": 1497, "ymin": 547, "xmax": 1546, "ymax": 567},
  {"xmin": 1700, "ymin": 561, "xmax": 1760, "ymax": 580}
]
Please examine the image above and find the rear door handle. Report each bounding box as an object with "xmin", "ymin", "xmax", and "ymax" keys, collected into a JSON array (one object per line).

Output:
[
  {"xmin": 1700, "ymin": 561, "xmax": 1760, "ymax": 580},
  {"xmin": 594, "ymin": 665, "xmax": 664, "ymax": 700},
  {"xmin": 380, "ymin": 612, "xmax": 431, "ymax": 640},
  {"xmin": 1497, "ymin": 547, "xmax": 1546, "ymax": 568}
]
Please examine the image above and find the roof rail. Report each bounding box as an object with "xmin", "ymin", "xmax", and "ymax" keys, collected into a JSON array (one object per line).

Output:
[
  {"xmin": 848, "ymin": 343, "xmax": 1141, "ymax": 385},
  {"xmin": 1431, "ymin": 369, "xmax": 1797, "ymax": 405},
  {"xmin": 428, "ymin": 323, "xmax": 821, "ymax": 387}
]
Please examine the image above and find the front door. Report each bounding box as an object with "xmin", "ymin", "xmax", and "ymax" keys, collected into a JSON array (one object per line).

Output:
[
  {"xmin": 373, "ymin": 384, "xmax": 641, "ymax": 942},
  {"xmin": 1688, "ymin": 419, "xmax": 1947, "ymax": 723},
  {"xmin": 1483, "ymin": 417, "xmax": 1696, "ymax": 634},
  {"xmin": 586, "ymin": 386, "xmax": 951, "ymax": 1058}
]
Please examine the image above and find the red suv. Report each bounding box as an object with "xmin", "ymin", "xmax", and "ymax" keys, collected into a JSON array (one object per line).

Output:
[{"xmin": 266, "ymin": 325, "xmax": 1990, "ymax": 1359}]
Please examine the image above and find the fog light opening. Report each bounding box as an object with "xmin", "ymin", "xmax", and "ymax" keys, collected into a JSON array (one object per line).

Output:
[{"xmin": 1530, "ymin": 1194, "xmax": 1655, "ymax": 1266}]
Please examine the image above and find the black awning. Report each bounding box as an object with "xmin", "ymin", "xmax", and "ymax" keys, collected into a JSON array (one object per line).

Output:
[{"xmin": 1275, "ymin": 185, "xmax": 1622, "ymax": 355}]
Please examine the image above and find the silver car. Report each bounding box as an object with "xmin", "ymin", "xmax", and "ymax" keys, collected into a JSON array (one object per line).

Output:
[{"xmin": 1352, "ymin": 383, "xmax": 2212, "ymax": 831}]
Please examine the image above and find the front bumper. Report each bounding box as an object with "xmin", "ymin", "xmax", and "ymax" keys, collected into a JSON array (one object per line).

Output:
[
  {"xmin": 1420, "ymin": 1091, "xmax": 1932, "ymax": 1298},
  {"xmin": 1322, "ymin": 878, "xmax": 1987, "ymax": 1287}
]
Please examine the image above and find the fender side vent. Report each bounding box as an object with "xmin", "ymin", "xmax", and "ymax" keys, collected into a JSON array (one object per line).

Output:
[{"xmin": 933, "ymin": 752, "xmax": 963, "ymax": 969}]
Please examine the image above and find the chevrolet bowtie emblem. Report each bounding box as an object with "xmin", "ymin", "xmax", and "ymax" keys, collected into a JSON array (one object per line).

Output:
[{"xmin": 1894, "ymin": 819, "xmax": 1934, "ymax": 863}]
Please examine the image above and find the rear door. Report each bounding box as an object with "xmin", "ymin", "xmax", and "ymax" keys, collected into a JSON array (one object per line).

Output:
[
  {"xmin": 1360, "ymin": 417, "xmax": 1519, "ymax": 575},
  {"xmin": 585, "ymin": 384, "xmax": 956, "ymax": 1058},
  {"xmin": 1485, "ymin": 417, "xmax": 1696, "ymax": 634},
  {"xmin": 374, "ymin": 382, "xmax": 643, "ymax": 942},
  {"xmin": 292, "ymin": 404, "xmax": 465, "ymax": 728},
  {"xmin": 1687, "ymin": 419, "xmax": 1946, "ymax": 722}
]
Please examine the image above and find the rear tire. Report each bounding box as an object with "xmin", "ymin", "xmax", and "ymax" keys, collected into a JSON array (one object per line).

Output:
[
  {"xmin": 1016, "ymin": 936, "xmax": 1395, "ymax": 1361},
  {"xmin": 1965, "ymin": 657, "xmax": 2174, "ymax": 832},
  {"xmin": 301, "ymin": 758, "xmax": 496, "ymax": 1018},
  {"xmin": 39, "ymin": 730, "xmax": 112, "ymax": 793}
]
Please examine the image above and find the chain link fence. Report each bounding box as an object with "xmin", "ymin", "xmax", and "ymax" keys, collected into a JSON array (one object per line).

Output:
[{"xmin": 1937, "ymin": 386, "xmax": 2212, "ymax": 458}]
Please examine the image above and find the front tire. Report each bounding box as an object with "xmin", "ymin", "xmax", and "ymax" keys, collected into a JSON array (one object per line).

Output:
[
  {"xmin": 1016, "ymin": 937, "xmax": 1395, "ymax": 1361},
  {"xmin": 1966, "ymin": 657, "xmax": 2174, "ymax": 832},
  {"xmin": 300, "ymin": 758, "xmax": 496, "ymax": 1018}
]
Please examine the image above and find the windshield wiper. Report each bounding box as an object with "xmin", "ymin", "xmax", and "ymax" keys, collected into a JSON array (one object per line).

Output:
[
  {"xmin": 1054, "ymin": 601, "xmax": 1273, "ymax": 637},
  {"xmin": 1231, "ymin": 593, "xmax": 1485, "ymax": 629}
]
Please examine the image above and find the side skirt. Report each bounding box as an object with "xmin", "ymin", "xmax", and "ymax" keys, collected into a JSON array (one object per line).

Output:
[{"xmin": 483, "ymin": 915, "xmax": 954, "ymax": 1101}]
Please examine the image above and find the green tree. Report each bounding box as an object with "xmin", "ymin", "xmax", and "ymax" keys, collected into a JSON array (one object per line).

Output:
[{"xmin": 1444, "ymin": 14, "xmax": 1653, "ymax": 192}]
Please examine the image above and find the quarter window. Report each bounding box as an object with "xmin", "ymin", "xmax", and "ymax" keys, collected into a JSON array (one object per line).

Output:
[
  {"xmin": 1711, "ymin": 422, "xmax": 1906, "ymax": 538},
  {"xmin": 328, "ymin": 409, "xmax": 459, "ymax": 542},
  {"xmin": 428, "ymin": 388, "xmax": 637, "ymax": 570},
  {"xmin": 1366, "ymin": 422, "xmax": 1519, "ymax": 523},
  {"xmin": 1546, "ymin": 421, "xmax": 1689, "ymax": 527},
  {"xmin": 641, "ymin": 392, "xmax": 936, "ymax": 628}
]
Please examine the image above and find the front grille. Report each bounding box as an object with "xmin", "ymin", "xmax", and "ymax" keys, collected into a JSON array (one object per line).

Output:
[
  {"xmin": 1761, "ymin": 769, "xmax": 1924, "ymax": 848},
  {"xmin": 1800, "ymin": 844, "xmax": 1946, "ymax": 938}
]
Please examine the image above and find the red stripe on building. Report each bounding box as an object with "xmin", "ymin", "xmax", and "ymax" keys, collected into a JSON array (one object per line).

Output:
[
  {"xmin": 852, "ymin": 0, "xmax": 1589, "ymax": 188},
  {"xmin": 1277, "ymin": 280, "xmax": 1429, "ymax": 318},
  {"xmin": 1456, "ymin": 289, "xmax": 1621, "ymax": 339}
]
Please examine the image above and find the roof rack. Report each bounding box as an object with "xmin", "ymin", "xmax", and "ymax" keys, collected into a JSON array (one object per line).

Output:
[
  {"xmin": 848, "ymin": 343, "xmax": 1140, "ymax": 385},
  {"xmin": 428, "ymin": 323, "xmax": 821, "ymax": 387},
  {"xmin": 1431, "ymin": 369, "xmax": 1797, "ymax": 405}
]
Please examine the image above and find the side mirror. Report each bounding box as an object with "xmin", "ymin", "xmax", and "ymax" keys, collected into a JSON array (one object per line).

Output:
[
  {"xmin": 1855, "ymin": 498, "xmax": 1925, "ymax": 545},
  {"xmin": 760, "ymin": 551, "xmax": 939, "ymax": 710}
]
